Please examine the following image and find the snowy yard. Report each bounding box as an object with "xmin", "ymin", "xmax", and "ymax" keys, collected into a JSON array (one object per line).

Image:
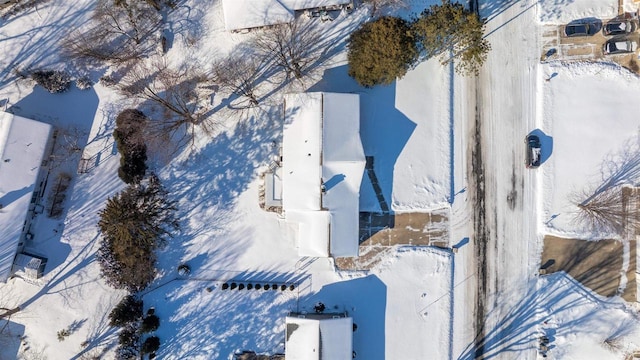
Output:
[
  {"xmin": 541, "ymin": 62, "xmax": 640, "ymax": 236},
  {"xmin": 2, "ymin": 0, "xmax": 640, "ymax": 359}
]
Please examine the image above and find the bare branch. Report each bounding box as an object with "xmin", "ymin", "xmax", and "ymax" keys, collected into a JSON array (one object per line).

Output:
[
  {"xmin": 252, "ymin": 19, "xmax": 325, "ymax": 82},
  {"xmin": 63, "ymin": 0, "xmax": 161, "ymax": 64},
  {"xmin": 118, "ymin": 60, "xmax": 215, "ymax": 151},
  {"xmin": 212, "ymin": 53, "xmax": 264, "ymax": 108}
]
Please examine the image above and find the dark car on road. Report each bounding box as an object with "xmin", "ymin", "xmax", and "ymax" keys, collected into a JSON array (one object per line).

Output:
[
  {"xmin": 603, "ymin": 20, "xmax": 636, "ymax": 36},
  {"xmin": 526, "ymin": 135, "xmax": 541, "ymax": 168},
  {"xmin": 564, "ymin": 23, "xmax": 593, "ymax": 37},
  {"xmin": 603, "ymin": 39, "xmax": 638, "ymax": 54}
]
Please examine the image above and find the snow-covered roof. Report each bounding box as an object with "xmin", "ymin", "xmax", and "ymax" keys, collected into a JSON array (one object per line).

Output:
[
  {"xmin": 281, "ymin": 0, "xmax": 352, "ymax": 10},
  {"xmin": 285, "ymin": 316, "xmax": 353, "ymax": 360},
  {"xmin": 282, "ymin": 92, "xmax": 365, "ymax": 257},
  {"xmin": 0, "ymin": 112, "xmax": 52, "ymax": 282},
  {"xmin": 221, "ymin": 0, "xmax": 352, "ymax": 31},
  {"xmin": 221, "ymin": 0, "xmax": 294, "ymax": 32}
]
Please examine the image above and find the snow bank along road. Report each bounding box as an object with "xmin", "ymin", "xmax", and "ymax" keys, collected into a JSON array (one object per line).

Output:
[{"xmin": 465, "ymin": 0, "xmax": 541, "ymax": 358}]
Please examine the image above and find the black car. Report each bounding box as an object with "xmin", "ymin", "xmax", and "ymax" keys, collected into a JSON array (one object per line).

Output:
[
  {"xmin": 526, "ymin": 135, "xmax": 541, "ymax": 168},
  {"xmin": 603, "ymin": 20, "xmax": 636, "ymax": 36},
  {"xmin": 564, "ymin": 23, "xmax": 592, "ymax": 37}
]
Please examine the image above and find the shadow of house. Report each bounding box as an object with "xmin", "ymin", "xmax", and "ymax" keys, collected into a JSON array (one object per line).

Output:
[
  {"xmin": 299, "ymin": 275, "xmax": 386, "ymax": 360},
  {"xmin": 0, "ymin": 319, "xmax": 25, "ymax": 359},
  {"xmin": 308, "ymin": 65, "xmax": 416, "ymax": 241},
  {"xmin": 7, "ymin": 85, "xmax": 99, "ymax": 139}
]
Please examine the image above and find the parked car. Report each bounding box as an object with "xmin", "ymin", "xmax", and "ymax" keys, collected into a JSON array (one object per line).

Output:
[
  {"xmin": 525, "ymin": 135, "xmax": 541, "ymax": 168},
  {"xmin": 603, "ymin": 39, "xmax": 638, "ymax": 54},
  {"xmin": 564, "ymin": 23, "xmax": 593, "ymax": 37},
  {"xmin": 603, "ymin": 20, "xmax": 636, "ymax": 35}
]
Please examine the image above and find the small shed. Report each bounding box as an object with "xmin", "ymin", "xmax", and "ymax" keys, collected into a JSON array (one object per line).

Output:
[
  {"xmin": 12, "ymin": 252, "xmax": 47, "ymax": 280},
  {"xmin": 285, "ymin": 313, "xmax": 353, "ymax": 360}
]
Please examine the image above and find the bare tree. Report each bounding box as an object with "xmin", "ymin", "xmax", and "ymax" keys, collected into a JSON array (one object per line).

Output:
[
  {"xmin": 571, "ymin": 185, "xmax": 640, "ymax": 235},
  {"xmin": 63, "ymin": 0, "xmax": 160, "ymax": 63},
  {"xmin": 252, "ymin": 19, "xmax": 325, "ymax": 82},
  {"xmin": 118, "ymin": 59, "xmax": 214, "ymax": 149},
  {"xmin": 572, "ymin": 136, "xmax": 640, "ymax": 235},
  {"xmin": 212, "ymin": 53, "xmax": 264, "ymax": 108}
]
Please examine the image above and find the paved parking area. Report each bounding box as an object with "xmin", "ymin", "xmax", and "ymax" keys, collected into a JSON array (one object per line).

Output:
[
  {"xmin": 335, "ymin": 209, "xmax": 449, "ymax": 270},
  {"xmin": 541, "ymin": 18, "xmax": 640, "ymax": 70}
]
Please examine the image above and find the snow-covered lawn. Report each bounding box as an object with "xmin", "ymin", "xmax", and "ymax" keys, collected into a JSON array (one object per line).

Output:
[
  {"xmin": 3, "ymin": 0, "xmax": 640, "ymax": 359},
  {"xmin": 0, "ymin": 0, "xmax": 456, "ymax": 359},
  {"xmin": 142, "ymin": 247, "xmax": 452, "ymax": 359},
  {"xmin": 541, "ymin": 62, "xmax": 640, "ymax": 236}
]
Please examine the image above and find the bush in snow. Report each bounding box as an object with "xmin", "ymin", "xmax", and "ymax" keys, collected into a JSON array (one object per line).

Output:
[
  {"xmin": 115, "ymin": 324, "xmax": 140, "ymax": 360},
  {"xmin": 57, "ymin": 328, "xmax": 71, "ymax": 341},
  {"xmin": 97, "ymin": 174, "xmax": 178, "ymax": 292},
  {"xmin": 76, "ymin": 76, "xmax": 93, "ymax": 90},
  {"xmin": 140, "ymin": 314, "xmax": 160, "ymax": 333},
  {"xmin": 109, "ymin": 295, "xmax": 143, "ymax": 327},
  {"xmin": 114, "ymin": 109, "xmax": 148, "ymax": 184},
  {"xmin": 31, "ymin": 70, "xmax": 71, "ymax": 93},
  {"xmin": 141, "ymin": 336, "xmax": 160, "ymax": 354}
]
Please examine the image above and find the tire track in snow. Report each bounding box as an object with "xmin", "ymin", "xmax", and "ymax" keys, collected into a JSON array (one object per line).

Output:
[{"xmin": 471, "ymin": 76, "xmax": 489, "ymax": 359}]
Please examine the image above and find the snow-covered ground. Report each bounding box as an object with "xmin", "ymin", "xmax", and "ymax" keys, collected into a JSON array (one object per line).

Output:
[
  {"xmin": 2, "ymin": 0, "xmax": 640, "ymax": 359},
  {"xmin": 542, "ymin": 62, "xmax": 640, "ymax": 236},
  {"xmin": 0, "ymin": 0, "xmax": 456, "ymax": 359},
  {"xmin": 538, "ymin": 0, "xmax": 617, "ymax": 24}
]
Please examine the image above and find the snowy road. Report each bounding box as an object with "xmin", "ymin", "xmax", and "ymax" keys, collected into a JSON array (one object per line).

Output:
[{"xmin": 465, "ymin": 0, "xmax": 542, "ymax": 358}]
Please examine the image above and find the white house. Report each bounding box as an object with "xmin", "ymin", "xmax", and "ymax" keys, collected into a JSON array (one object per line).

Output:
[
  {"xmin": 285, "ymin": 314, "xmax": 353, "ymax": 360},
  {"xmin": 282, "ymin": 92, "xmax": 365, "ymax": 258},
  {"xmin": 0, "ymin": 112, "xmax": 53, "ymax": 282},
  {"xmin": 221, "ymin": 0, "xmax": 353, "ymax": 32},
  {"xmin": 221, "ymin": 0, "xmax": 294, "ymax": 32}
]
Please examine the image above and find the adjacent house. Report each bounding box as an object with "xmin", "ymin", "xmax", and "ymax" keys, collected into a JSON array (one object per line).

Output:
[
  {"xmin": 285, "ymin": 313, "xmax": 353, "ymax": 360},
  {"xmin": 282, "ymin": 92, "xmax": 365, "ymax": 258},
  {"xmin": 221, "ymin": 0, "xmax": 294, "ymax": 32},
  {"xmin": 221, "ymin": 0, "xmax": 353, "ymax": 32},
  {"xmin": 0, "ymin": 112, "xmax": 53, "ymax": 282}
]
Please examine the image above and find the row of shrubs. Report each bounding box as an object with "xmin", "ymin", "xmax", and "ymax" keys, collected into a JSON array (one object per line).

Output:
[
  {"xmin": 109, "ymin": 295, "xmax": 161, "ymax": 359},
  {"xmin": 220, "ymin": 283, "xmax": 296, "ymax": 291}
]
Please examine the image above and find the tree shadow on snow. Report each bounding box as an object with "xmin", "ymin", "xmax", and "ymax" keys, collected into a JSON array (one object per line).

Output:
[
  {"xmin": 154, "ymin": 106, "xmax": 285, "ymax": 280},
  {"xmin": 0, "ymin": 2, "xmax": 95, "ymax": 89},
  {"xmin": 142, "ymin": 272, "xmax": 386, "ymax": 359},
  {"xmin": 141, "ymin": 268, "xmax": 306, "ymax": 358},
  {"xmin": 457, "ymin": 273, "xmax": 625, "ymax": 360}
]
